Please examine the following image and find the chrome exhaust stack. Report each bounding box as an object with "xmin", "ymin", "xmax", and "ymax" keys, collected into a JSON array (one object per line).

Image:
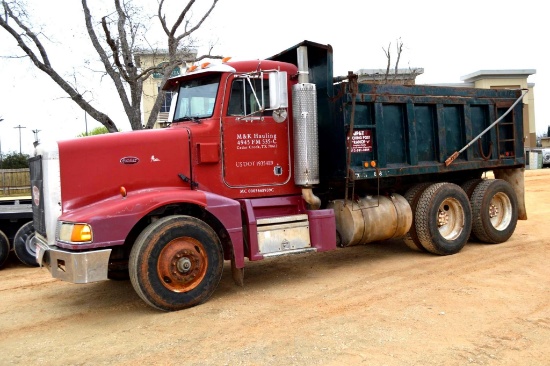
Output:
[{"xmin": 293, "ymin": 46, "xmax": 321, "ymax": 209}]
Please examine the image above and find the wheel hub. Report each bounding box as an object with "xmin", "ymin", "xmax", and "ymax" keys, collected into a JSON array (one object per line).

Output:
[
  {"xmin": 157, "ymin": 237, "xmax": 208, "ymax": 293},
  {"xmin": 488, "ymin": 204, "xmax": 499, "ymax": 218}
]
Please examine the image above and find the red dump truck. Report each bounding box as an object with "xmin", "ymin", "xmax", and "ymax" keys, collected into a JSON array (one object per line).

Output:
[{"xmin": 29, "ymin": 41, "xmax": 527, "ymax": 311}]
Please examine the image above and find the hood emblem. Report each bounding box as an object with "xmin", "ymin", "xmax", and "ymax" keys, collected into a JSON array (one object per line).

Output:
[
  {"xmin": 32, "ymin": 186, "xmax": 40, "ymax": 206},
  {"xmin": 151, "ymin": 155, "xmax": 161, "ymax": 162},
  {"xmin": 120, "ymin": 157, "xmax": 139, "ymax": 165}
]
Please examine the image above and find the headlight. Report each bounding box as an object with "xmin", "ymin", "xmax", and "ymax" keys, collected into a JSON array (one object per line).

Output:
[{"xmin": 58, "ymin": 222, "xmax": 93, "ymax": 243}]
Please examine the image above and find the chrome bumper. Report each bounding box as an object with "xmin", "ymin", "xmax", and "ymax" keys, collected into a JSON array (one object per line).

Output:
[{"xmin": 33, "ymin": 235, "xmax": 112, "ymax": 283}]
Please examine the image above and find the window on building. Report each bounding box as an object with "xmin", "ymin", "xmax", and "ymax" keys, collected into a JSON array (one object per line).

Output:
[{"xmin": 159, "ymin": 89, "xmax": 174, "ymax": 113}]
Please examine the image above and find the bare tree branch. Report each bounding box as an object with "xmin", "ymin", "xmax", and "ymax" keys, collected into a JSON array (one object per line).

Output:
[
  {"xmin": 393, "ymin": 38, "xmax": 403, "ymax": 83},
  {"xmin": 382, "ymin": 42, "xmax": 391, "ymax": 84},
  {"xmin": 1, "ymin": 0, "xmax": 221, "ymax": 132},
  {"xmin": 0, "ymin": 0, "xmax": 118, "ymax": 132}
]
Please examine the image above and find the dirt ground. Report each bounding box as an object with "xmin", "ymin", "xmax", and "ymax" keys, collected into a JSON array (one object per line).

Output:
[{"xmin": 1, "ymin": 169, "xmax": 549, "ymax": 366}]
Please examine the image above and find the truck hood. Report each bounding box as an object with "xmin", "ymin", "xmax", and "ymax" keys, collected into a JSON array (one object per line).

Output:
[{"xmin": 58, "ymin": 128, "xmax": 191, "ymax": 212}]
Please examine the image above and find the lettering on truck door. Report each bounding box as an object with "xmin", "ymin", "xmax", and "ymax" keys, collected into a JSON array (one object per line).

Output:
[{"xmin": 221, "ymin": 74, "xmax": 291, "ymax": 188}]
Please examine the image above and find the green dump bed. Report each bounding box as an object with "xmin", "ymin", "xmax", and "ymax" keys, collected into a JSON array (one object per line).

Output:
[{"xmin": 333, "ymin": 82, "xmax": 525, "ymax": 182}]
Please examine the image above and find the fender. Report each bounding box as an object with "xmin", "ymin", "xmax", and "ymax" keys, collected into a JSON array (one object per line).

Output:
[
  {"xmin": 58, "ymin": 187, "xmax": 207, "ymax": 250},
  {"xmin": 202, "ymin": 191, "xmax": 244, "ymax": 268}
]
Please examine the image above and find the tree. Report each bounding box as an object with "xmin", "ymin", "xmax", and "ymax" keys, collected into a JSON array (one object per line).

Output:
[
  {"xmin": 381, "ymin": 38, "xmax": 421, "ymax": 85},
  {"xmin": 0, "ymin": 151, "xmax": 30, "ymax": 169},
  {"xmin": 76, "ymin": 126, "xmax": 112, "ymax": 137},
  {"xmin": 0, "ymin": 0, "xmax": 221, "ymax": 132}
]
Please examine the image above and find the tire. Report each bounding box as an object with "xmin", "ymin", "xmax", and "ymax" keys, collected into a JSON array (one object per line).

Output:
[
  {"xmin": 13, "ymin": 221, "xmax": 38, "ymax": 267},
  {"xmin": 415, "ymin": 182, "xmax": 472, "ymax": 255},
  {"xmin": 460, "ymin": 178, "xmax": 484, "ymax": 242},
  {"xmin": 461, "ymin": 179, "xmax": 484, "ymax": 199},
  {"xmin": 471, "ymin": 179, "xmax": 518, "ymax": 244},
  {"xmin": 403, "ymin": 183, "xmax": 431, "ymax": 252},
  {"xmin": 129, "ymin": 215, "xmax": 224, "ymax": 311},
  {"xmin": 0, "ymin": 231, "xmax": 9, "ymax": 269}
]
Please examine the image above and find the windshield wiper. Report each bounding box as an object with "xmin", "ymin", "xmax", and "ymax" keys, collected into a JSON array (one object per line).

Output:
[{"xmin": 173, "ymin": 116, "xmax": 202, "ymax": 123}]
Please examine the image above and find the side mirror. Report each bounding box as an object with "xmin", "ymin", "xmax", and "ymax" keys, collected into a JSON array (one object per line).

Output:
[{"xmin": 269, "ymin": 71, "xmax": 288, "ymax": 110}]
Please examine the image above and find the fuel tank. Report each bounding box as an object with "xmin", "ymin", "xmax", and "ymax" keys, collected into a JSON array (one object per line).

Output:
[{"xmin": 328, "ymin": 194, "xmax": 412, "ymax": 247}]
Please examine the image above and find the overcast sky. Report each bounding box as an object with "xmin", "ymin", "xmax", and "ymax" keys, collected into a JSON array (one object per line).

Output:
[{"xmin": 0, "ymin": 0, "xmax": 547, "ymax": 156}]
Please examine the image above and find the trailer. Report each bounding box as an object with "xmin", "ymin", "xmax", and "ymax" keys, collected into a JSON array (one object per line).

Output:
[
  {"xmin": 0, "ymin": 196, "xmax": 34, "ymax": 268},
  {"xmin": 29, "ymin": 41, "xmax": 527, "ymax": 310}
]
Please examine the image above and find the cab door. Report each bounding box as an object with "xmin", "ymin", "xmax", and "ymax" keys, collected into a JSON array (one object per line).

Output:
[{"xmin": 221, "ymin": 73, "xmax": 291, "ymax": 188}]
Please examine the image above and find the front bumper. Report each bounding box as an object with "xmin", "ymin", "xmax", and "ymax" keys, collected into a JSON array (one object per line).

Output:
[{"xmin": 34, "ymin": 235, "xmax": 112, "ymax": 283}]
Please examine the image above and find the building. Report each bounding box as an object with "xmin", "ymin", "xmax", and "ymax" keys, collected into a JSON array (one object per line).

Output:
[
  {"xmin": 460, "ymin": 70, "xmax": 536, "ymax": 148},
  {"xmin": 356, "ymin": 68, "xmax": 424, "ymax": 85},
  {"xmin": 136, "ymin": 49, "xmax": 197, "ymax": 129}
]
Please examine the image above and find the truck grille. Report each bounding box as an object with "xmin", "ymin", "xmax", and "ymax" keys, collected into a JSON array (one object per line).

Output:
[{"xmin": 29, "ymin": 156, "xmax": 47, "ymax": 236}]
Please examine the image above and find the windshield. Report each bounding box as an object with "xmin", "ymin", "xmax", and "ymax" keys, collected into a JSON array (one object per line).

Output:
[{"xmin": 173, "ymin": 74, "xmax": 221, "ymax": 121}]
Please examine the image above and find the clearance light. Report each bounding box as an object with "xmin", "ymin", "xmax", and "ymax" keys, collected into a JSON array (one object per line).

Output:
[
  {"xmin": 187, "ymin": 65, "xmax": 198, "ymax": 72},
  {"xmin": 120, "ymin": 186, "xmax": 127, "ymax": 198},
  {"xmin": 363, "ymin": 161, "xmax": 369, "ymax": 168},
  {"xmin": 370, "ymin": 161, "xmax": 377, "ymax": 168},
  {"xmin": 222, "ymin": 57, "xmax": 232, "ymax": 63},
  {"xmin": 59, "ymin": 223, "xmax": 93, "ymax": 243},
  {"xmin": 201, "ymin": 62, "xmax": 211, "ymax": 69}
]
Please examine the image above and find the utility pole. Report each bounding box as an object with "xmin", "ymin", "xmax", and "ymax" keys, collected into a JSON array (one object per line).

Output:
[
  {"xmin": 14, "ymin": 125, "xmax": 26, "ymax": 154},
  {"xmin": 84, "ymin": 111, "xmax": 88, "ymax": 136}
]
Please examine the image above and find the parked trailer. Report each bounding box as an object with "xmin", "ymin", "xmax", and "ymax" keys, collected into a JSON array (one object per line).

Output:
[
  {"xmin": 0, "ymin": 196, "xmax": 35, "ymax": 268},
  {"xmin": 29, "ymin": 41, "xmax": 527, "ymax": 310}
]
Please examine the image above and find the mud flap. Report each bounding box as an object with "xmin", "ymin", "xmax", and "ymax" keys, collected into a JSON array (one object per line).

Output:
[
  {"xmin": 231, "ymin": 255, "xmax": 244, "ymax": 287},
  {"xmin": 493, "ymin": 167, "xmax": 527, "ymax": 220}
]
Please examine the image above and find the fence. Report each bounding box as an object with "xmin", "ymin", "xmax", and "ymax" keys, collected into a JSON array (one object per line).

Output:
[{"xmin": 0, "ymin": 169, "xmax": 31, "ymax": 197}]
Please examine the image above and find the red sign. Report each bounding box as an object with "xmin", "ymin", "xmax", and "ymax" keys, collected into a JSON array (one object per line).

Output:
[{"xmin": 350, "ymin": 129, "xmax": 372, "ymax": 153}]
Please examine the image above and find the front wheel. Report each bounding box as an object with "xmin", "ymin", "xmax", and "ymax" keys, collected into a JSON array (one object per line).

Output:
[
  {"xmin": 129, "ymin": 215, "xmax": 224, "ymax": 311},
  {"xmin": 13, "ymin": 221, "xmax": 38, "ymax": 267},
  {"xmin": 415, "ymin": 183, "xmax": 472, "ymax": 255}
]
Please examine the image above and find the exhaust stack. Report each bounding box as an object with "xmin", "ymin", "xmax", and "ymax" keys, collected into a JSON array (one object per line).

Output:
[{"xmin": 293, "ymin": 46, "xmax": 320, "ymax": 209}]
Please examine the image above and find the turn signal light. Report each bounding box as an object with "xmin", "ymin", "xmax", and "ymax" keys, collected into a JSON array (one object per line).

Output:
[{"xmin": 58, "ymin": 222, "xmax": 93, "ymax": 243}]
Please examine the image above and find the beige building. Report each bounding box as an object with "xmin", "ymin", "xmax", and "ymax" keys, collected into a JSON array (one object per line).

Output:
[
  {"xmin": 460, "ymin": 70, "xmax": 536, "ymax": 148},
  {"xmin": 136, "ymin": 50, "xmax": 197, "ymax": 129}
]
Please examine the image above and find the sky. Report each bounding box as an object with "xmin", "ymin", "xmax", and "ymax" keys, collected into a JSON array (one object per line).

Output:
[{"xmin": 0, "ymin": 0, "xmax": 548, "ymax": 156}]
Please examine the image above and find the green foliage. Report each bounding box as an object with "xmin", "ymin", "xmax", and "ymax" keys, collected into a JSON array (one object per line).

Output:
[
  {"xmin": 76, "ymin": 126, "xmax": 113, "ymax": 137},
  {"xmin": 0, "ymin": 152, "xmax": 30, "ymax": 169}
]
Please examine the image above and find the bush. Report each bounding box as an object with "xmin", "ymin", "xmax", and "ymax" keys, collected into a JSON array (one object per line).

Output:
[{"xmin": 0, "ymin": 152, "xmax": 30, "ymax": 169}]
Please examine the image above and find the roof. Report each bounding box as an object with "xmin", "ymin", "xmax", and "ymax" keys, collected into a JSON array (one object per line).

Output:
[{"xmin": 460, "ymin": 69, "xmax": 536, "ymax": 82}]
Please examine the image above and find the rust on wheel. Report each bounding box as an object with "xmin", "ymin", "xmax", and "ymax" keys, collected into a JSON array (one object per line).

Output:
[{"xmin": 157, "ymin": 236, "xmax": 208, "ymax": 293}]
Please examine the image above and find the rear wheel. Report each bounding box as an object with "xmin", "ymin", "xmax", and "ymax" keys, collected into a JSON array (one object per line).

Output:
[
  {"xmin": 13, "ymin": 221, "xmax": 38, "ymax": 267},
  {"xmin": 415, "ymin": 183, "xmax": 472, "ymax": 255},
  {"xmin": 471, "ymin": 179, "xmax": 518, "ymax": 244},
  {"xmin": 129, "ymin": 215, "xmax": 224, "ymax": 311},
  {"xmin": 403, "ymin": 183, "xmax": 431, "ymax": 252},
  {"xmin": 0, "ymin": 231, "xmax": 9, "ymax": 268},
  {"xmin": 461, "ymin": 179, "xmax": 484, "ymax": 199}
]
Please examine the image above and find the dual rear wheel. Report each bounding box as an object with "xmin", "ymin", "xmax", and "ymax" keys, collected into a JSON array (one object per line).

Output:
[{"xmin": 405, "ymin": 179, "xmax": 518, "ymax": 255}]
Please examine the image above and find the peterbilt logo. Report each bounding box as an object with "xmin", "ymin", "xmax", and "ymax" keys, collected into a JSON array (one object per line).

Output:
[
  {"xmin": 120, "ymin": 157, "xmax": 139, "ymax": 165},
  {"xmin": 32, "ymin": 186, "xmax": 40, "ymax": 206}
]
